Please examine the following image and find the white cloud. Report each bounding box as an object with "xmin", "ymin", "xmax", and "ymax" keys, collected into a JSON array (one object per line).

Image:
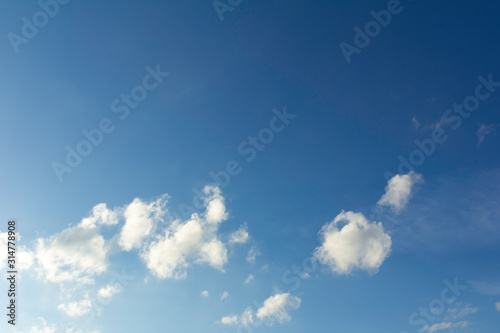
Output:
[
  {"xmin": 229, "ymin": 223, "xmax": 250, "ymax": 244},
  {"xmin": 80, "ymin": 203, "xmax": 120, "ymax": 227},
  {"xmin": 220, "ymin": 291, "xmax": 229, "ymax": 300},
  {"xmin": 18, "ymin": 247, "xmax": 35, "ymax": 270},
  {"xmin": 377, "ymin": 171, "xmax": 423, "ymax": 213},
  {"xmin": 314, "ymin": 211, "xmax": 391, "ymax": 275},
  {"xmin": 476, "ymin": 123, "xmax": 499, "ymax": 146},
  {"xmin": 422, "ymin": 321, "xmax": 468, "ymax": 332},
  {"xmin": 256, "ymin": 293, "xmax": 301, "ymax": 324},
  {"xmin": 141, "ymin": 186, "xmax": 229, "ymax": 279},
  {"xmin": 495, "ymin": 302, "xmax": 500, "ymax": 311},
  {"xmin": 0, "ymin": 230, "xmax": 8, "ymax": 271},
  {"xmin": 220, "ymin": 315, "xmax": 238, "ymax": 325},
  {"xmin": 27, "ymin": 318, "xmax": 57, "ymax": 333},
  {"xmin": 423, "ymin": 303, "xmax": 478, "ymax": 332},
  {"xmin": 118, "ymin": 195, "xmax": 168, "ymax": 251},
  {"xmin": 244, "ymin": 274, "xmax": 254, "ymax": 284},
  {"xmin": 97, "ymin": 283, "xmax": 122, "ymax": 299},
  {"xmin": 220, "ymin": 293, "xmax": 301, "ymax": 326},
  {"xmin": 35, "ymin": 223, "xmax": 108, "ymax": 283},
  {"xmin": 58, "ymin": 296, "xmax": 92, "ymax": 317},
  {"xmin": 201, "ymin": 290, "xmax": 209, "ymax": 297},
  {"xmin": 246, "ymin": 246, "xmax": 260, "ymax": 264}
]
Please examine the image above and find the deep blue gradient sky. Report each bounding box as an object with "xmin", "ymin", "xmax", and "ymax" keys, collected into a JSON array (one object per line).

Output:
[{"xmin": 0, "ymin": 1, "xmax": 499, "ymax": 332}]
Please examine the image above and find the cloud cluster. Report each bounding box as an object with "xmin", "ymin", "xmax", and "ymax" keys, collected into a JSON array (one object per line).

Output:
[
  {"xmin": 141, "ymin": 186, "xmax": 230, "ymax": 279},
  {"xmin": 220, "ymin": 293, "xmax": 301, "ymax": 326},
  {"xmin": 314, "ymin": 211, "xmax": 392, "ymax": 275}
]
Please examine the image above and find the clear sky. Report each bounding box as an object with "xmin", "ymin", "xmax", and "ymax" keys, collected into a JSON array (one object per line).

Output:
[{"xmin": 0, "ymin": 0, "xmax": 499, "ymax": 332}]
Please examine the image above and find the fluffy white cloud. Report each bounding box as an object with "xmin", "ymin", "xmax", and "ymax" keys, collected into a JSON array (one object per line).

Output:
[
  {"xmin": 97, "ymin": 283, "xmax": 122, "ymax": 299},
  {"xmin": 58, "ymin": 296, "xmax": 92, "ymax": 317},
  {"xmin": 220, "ymin": 291, "xmax": 229, "ymax": 300},
  {"xmin": 496, "ymin": 302, "xmax": 500, "ymax": 311},
  {"xmin": 201, "ymin": 290, "xmax": 209, "ymax": 297},
  {"xmin": 377, "ymin": 172, "xmax": 422, "ymax": 213},
  {"xmin": 80, "ymin": 203, "xmax": 120, "ymax": 227},
  {"xmin": 221, "ymin": 293, "xmax": 301, "ymax": 326},
  {"xmin": 256, "ymin": 293, "xmax": 301, "ymax": 324},
  {"xmin": 35, "ymin": 223, "xmax": 108, "ymax": 283},
  {"xmin": 220, "ymin": 315, "xmax": 238, "ymax": 325},
  {"xmin": 141, "ymin": 186, "xmax": 229, "ymax": 279},
  {"xmin": 314, "ymin": 211, "xmax": 391, "ymax": 275},
  {"xmin": 229, "ymin": 223, "xmax": 250, "ymax": 244},
  {"xmin": 118, "ymin": 195, "xmax": 168, "ymax": 251}
]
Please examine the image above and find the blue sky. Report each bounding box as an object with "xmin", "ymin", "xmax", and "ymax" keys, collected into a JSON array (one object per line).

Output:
[{"xmin": 0, "ymin": 0, "xmax": 500, "ymax": 332}]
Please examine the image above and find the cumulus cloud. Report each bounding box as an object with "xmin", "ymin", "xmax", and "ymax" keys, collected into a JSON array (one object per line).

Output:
[
  {"xmin": 314, "ymin": 211, "xmax": 391, "ymax": 275},
  {"xmin": 220, "ymin": 315, "xmax": 238, "ymax": 325},
  {"xmin": 229, "ymin": 223, "xmax": 250, "ymax": 244},
  {"xmin": 97, "ymin": 283, "xmax": 122, "ymax": 299},
  {"xmin": 201, "ymin": 290, "xmax": 209, "ymax": 297},
  {"xmin": 496, "ymin": 302, "xmax": 500, "ymax": 311},
  {"xmin": 220, "ymin": 291, "xmax": 229, "ymax": 300},
  {"xmin": 377, "ymin": 171, "xmax": 423, "ymax": 213},
  {"xmin": 118, "ymin": 195, "xmax": 168, "ymax": 251},
  {"xmin": 80, "ymin": 203, "xmax": 120, "ymax": 227},
  {"xmin": 58, "ymin": 296, "xmax": 92, "ymax": 317},
  {"xmin": 220, "ymin": 293, "xmax": 301, "ymax": 326},
  {"xmin": 141, "ymin": 186, "xmax": 229, "ymax": 279},
  {"xmin": 35, "ymin": 223, "xmax": 108, "ymax": 283}
]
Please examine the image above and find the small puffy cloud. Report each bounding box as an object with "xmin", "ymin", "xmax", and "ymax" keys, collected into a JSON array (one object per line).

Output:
[
  {"xmin": 476, "ymin": 123, "xmax": 499, "ymax": 146},
  {"xmin": 201, "ymin": 290, "xmax": 209, "ymax": 297},
  {"xmin": 35, "ymin": 223, "xmax": 108, "ymax": 283},
  {"xmin": 220, "ymin": 293, "xmax": 301, "ymax": 326},
  {"xmin": 377, "ymin": 171, "xmax": 423, "ymax": 213},
  {"xmin": 141, "ymin": 186, "xmax": 229, "ymax": 279},
  {"xmin": 495, "ymin": 302, "xmax": 500, "ymax": 311},
  {"xmin": 229, "ymin": 223, "xmax": 250, "ymax": 244},
  {"xmin": 314, "ymin": 211, "xmax": 391, "ymax": 275},
  {"xmin": 220, "ymin": 291, "xmax": 229, "ymax": 300},
  {"xmin": 246, "ymin": 246, "xmax": 260, "ymax": 264},
  {"xmin": 58, "ymin": 296, "xmax": 92, "ymax": 317},
  {"xmin": 118, "ymin": 195, "xmax": 168, "ymax": 251},
  {"xmin": 244, "ymin": 274, "xmax": 254, "ymax": 284},
  {"xmin": 97, "ymin": 283, "xmax": 122, "ymax": 299},
  {"xmin": 220, "ymin": 315, "xmax": 238, "ymax": 325},
  {"xmin": 80, "ymin": 203, "xmax": 120, "ymax": 227},
  {"xmin": 256, "ymin": 293, "xmax": 301, "ymax": 324}
]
